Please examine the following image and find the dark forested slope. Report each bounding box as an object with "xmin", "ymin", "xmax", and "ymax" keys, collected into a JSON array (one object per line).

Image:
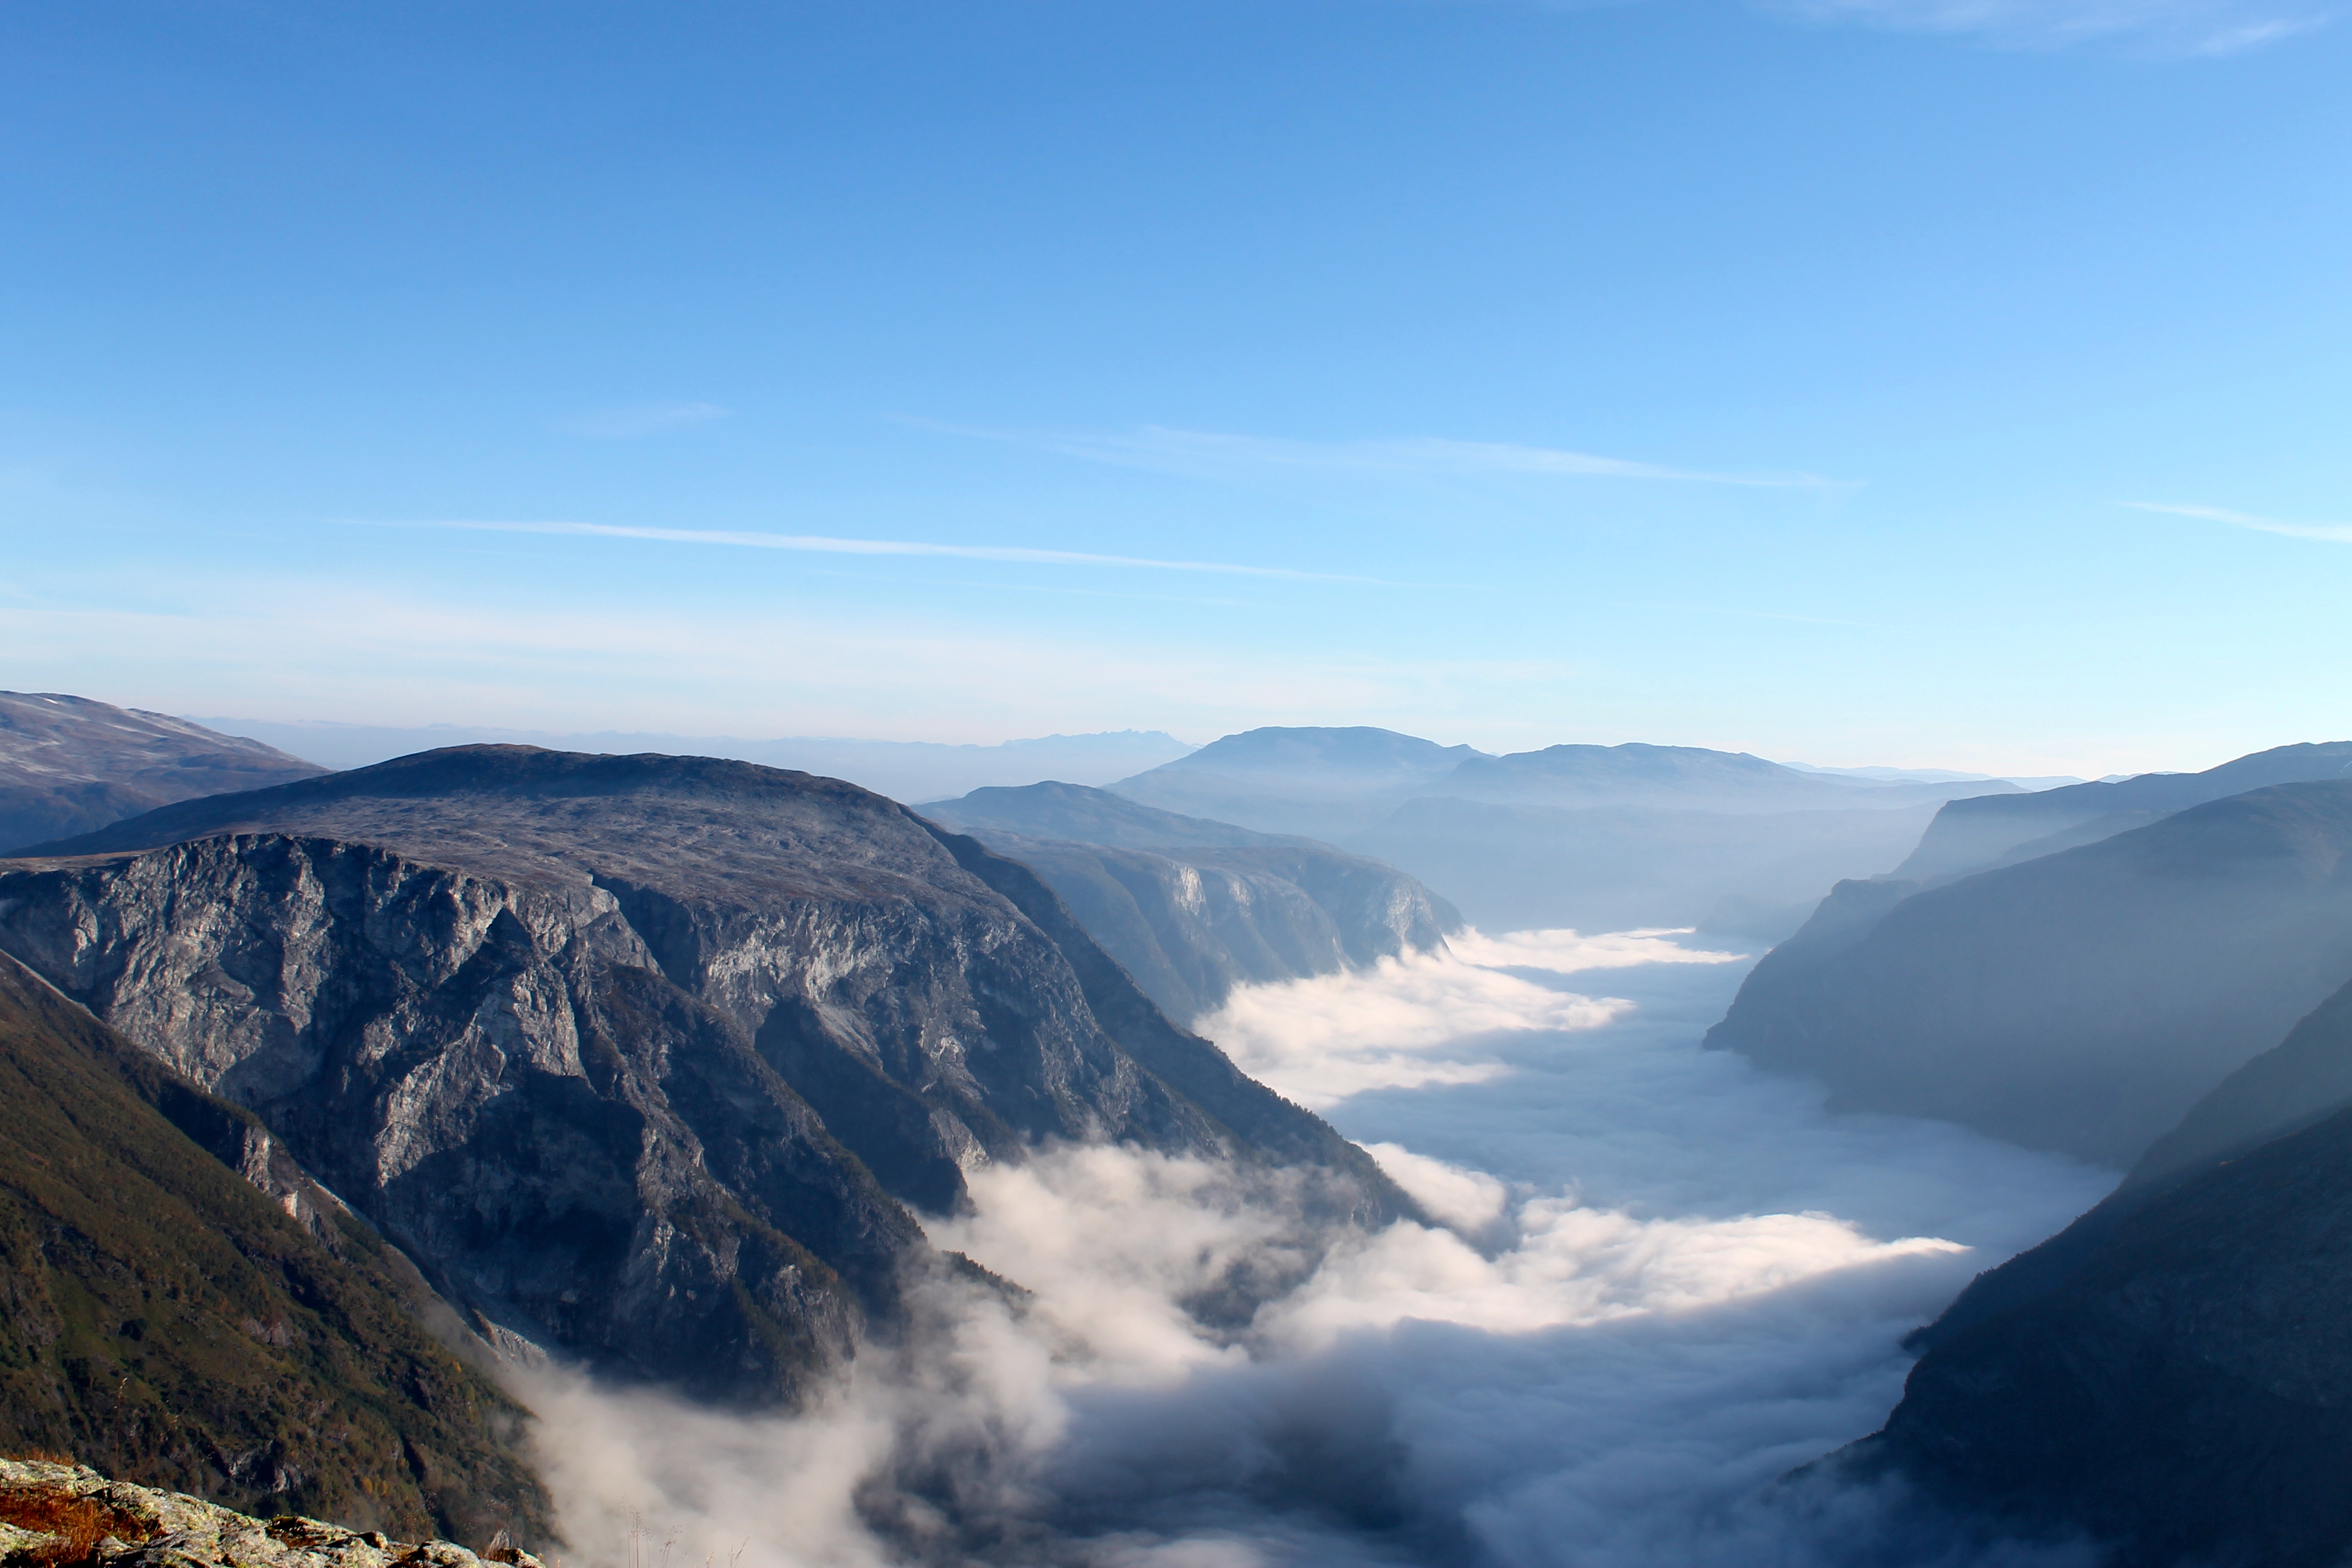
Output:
[{"xmin": 0, "ymin": 955, "xmax": 545, "ymax": 1543}]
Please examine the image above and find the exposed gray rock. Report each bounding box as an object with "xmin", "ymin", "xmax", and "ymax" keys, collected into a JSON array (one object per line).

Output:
[
  {"xmin": 0, "ymin": 1458, "xmax": 540, "ymax": 1568},
  {"xmin": 0, "ymin": 747, "xmax": 1409, "ymax": 1402},
  {"xmin": 0, "ymin": 693, "xmax": 325, "ymax": 853},
  {"xmin": 1705, "ymin": 781, "xmax": 2352, "ymax": 1166},
  {"xmin": 919, "ymin": 783, "xmax": 1460, "ymax": 1021}
]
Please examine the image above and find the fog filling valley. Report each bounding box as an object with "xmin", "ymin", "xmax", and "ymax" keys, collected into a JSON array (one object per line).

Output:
[{"xmin": 512, "ymin": 931, "xmax": 2116, "ymax": 1568}]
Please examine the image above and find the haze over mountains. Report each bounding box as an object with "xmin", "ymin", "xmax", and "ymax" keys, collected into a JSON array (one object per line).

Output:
[
  {"xmin": 0, "ymin": 693, "xmax": 325, "ymax": 852},
  {"xmin": 1107, "ymin": 726, "xmax": 2048, "ymax": 938},
  {"xmin": 1709, "ymin": 744, "xmax": 2352, "ymax": 1166},
  {"xmin": 186, "ymin": 718, "xmax": 1195, "ymax": 803},
  {"xmin": 15, "ymin": 690, "xmax": 2352, "ymax": 1565}
]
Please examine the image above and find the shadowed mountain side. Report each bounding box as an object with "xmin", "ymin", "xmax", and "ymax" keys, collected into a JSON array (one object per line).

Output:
[
  {"xmin": 1855, "ymin": 1097, "xmax": 2352, "ymax": 1568},
  {"xmin": 2131, "ymin": 973, "xmax": 2352, "ymax": 1188},
  {"xmin": 919, "ymin": 782, "xmax": 1461, "ymax": 1020},
  {"xmin": 1706, "ymin": 781, "xmax": 2352, "ymax": 1166},
  {"xmin": 1895, "ymin": 740, "xmax": 2352, "ymax": 881},
  {"xmin": 924, "ymin": 827, "xmax": 1417, "ymax": 1231},
  {"xmin": 1346, "ymin": 798, "xmax": 1942, "ymax": 940},
  {"xmin": 0, "ymin": 954, "xmax": 547, "ymax": 1543},
  {"xmin": 0, "ymin": 692, "xmax": 326, "ymax": 853},
  {"xmin": 1, "ymin": 748, "xmax": 1411, "ymax": 1391}
]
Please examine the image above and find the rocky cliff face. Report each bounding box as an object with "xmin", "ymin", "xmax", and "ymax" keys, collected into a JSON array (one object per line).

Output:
[
  {"xmin": 0, "ymin": 748, "xmax": 1408, "ymax": 1403},
  {"xmin": 1705, "ymin": 781, "xmax": 2352, "ymax": 1166},
  {"xmin": 919, "ymin": 783, "xmax": 1460, "ymax": 1021},
  {"xmin": 0, "ymin": 693, "xmax": 326, "ymax": 854},
  {"xmin": 0, "ymin": 957, "xmax": 545, "ymax": 1543}
]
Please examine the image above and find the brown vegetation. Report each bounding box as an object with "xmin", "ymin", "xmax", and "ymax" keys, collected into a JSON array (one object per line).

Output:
[{"xmin": 0, "ymin": 1477, "xmax": 156, "ymax": 1568}]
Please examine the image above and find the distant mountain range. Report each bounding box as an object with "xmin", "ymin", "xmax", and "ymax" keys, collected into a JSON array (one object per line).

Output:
[
  {"xmin": 183, "ymin": 718, "xmax": 1196, "ymax": 802},
  {"xmin": 918, "ymin": 781, "xmax": 1461, "ymax": 1022},
  {"xmin": 1708, "ymin": 746, "xmax": 2352, "ymax": 1166},
  {"xmin": 1, "ymin": 746, "xmax": 1409, "ymax": 1409},
  {"xmin": 1106, "ymin": 727, "xmax": 2040, "ymax": 938},
  {"xmin": 0, "ymin": 693, "xmax": 325, "ymax": 852}
]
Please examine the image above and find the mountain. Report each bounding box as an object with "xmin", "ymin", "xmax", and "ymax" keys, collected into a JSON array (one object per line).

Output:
[
  {"xmin": 918, "ymin": 782, "xmax": 1461, "ymax": 1021},
  {"xmin": 1109, "ymin": 729, "xmax": 2021, "ymax": 938},
  {"xmin": 1109, "ymin": 727, "xmax": 1489, "ymax": 836},
  {"xmin": 0, "ymin": 692, "xmax": 326, "ymax": 853},
  {"xmin": 1894, "ymin": 740, "xmax": 2352, "ymax": 881},
  {"xmin": 1854, "ymin": 1058, "xmax": 2352, "ymax": 1566},
  {"xmin": 0, "ymin": 954, "xmax": 545, "ymax": 1543},
  {"xmin": 1705, "ymin": 780, "xmax": 2352, "ymax": 1166},
  {"xmin": 0, "ymin": 747, "xmax": 1409, "ymax": 1403},
  {"xmin": 1436, "ymin": 743, "xmax": 2009, "ymax": 813},
  {"xmin": 193, "ymin": 720, "xmax": 1196, "ymax": 802},
  {"xmin": 1347, "ymin": 798, "xmax": 1945, "ymax": 939}
]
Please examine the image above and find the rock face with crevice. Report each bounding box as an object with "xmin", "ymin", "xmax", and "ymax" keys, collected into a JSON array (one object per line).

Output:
[{"xmin": 0, "ymin": 747, "xmax": 1408, "ymax": 1404}]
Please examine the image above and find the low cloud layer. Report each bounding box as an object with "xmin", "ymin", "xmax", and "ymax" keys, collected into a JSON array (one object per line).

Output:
[{"xmin": 512, "ymin": 934, "xmax": 2115, "ymax": 1568}]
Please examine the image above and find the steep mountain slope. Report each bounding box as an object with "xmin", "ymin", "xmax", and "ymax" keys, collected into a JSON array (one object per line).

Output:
[
  {"xmin": 1894, "ymin": 739, "xmax": 2352, "ymax": 881},
  {"xmin": 0, "ymin": 955, "xmax": 545, "ymax": 1543},
  {"xmin": 921, "ymin": 783, "xmax": 1460, "ymax": 1020},
  {"xmin": 1856, "ymin": 1086, "xmax": 2352, "ymax": 1568},
  {"xmin": 1, "ymin": 748, "xmax": 1408, "ymax": 1400},
  {"xmin": 0, "ymin": 693, "xmax": 326, "ymax": 853},
  {"xmin": 1705, "ymin": 781, "xmax": 2352, "ymax": 1165}
]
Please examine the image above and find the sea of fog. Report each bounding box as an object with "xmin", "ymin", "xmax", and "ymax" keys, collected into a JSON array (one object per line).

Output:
[{"xmin": 514, "ymin": 932, "xmax": 2117, "ymax": 1568}]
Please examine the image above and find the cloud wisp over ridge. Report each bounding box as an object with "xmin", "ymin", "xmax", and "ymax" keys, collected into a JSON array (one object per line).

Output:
[
  {"xmin": 1764, "ymin": 0, "xmax": 2329, "ymax": 55},
  {"xmin": 385, "ymin": 520, "xmax": 1391, "ymax": 583},
  {"xmin": 935, "ymin": 421, "xmax": 1858, "ymax": 492},
  {"xmin": 2124, "ymin": 499, "xmax": 2352, "ymax": 543}
]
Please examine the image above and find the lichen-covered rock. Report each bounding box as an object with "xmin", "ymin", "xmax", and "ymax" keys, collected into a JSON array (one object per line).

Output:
[{"xmin": 0, "ymin": 1459, "xmax": 538, "ymax": 1568}]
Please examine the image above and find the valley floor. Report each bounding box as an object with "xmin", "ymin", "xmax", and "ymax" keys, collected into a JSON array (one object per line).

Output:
[{"xmin": 515, "ymin": 933, "xmax": 2117, "ymax": 1568}]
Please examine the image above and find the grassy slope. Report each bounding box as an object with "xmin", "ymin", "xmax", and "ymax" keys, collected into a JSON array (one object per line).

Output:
[{"xmin": 0, "ymin": 956, "xmax": 548, "ymax": 1548}]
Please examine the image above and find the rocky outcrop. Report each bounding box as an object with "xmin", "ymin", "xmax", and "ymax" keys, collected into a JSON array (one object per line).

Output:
[
  {"xmin": 1704, "ymin": 781, "xmax": 2352, "ymax": 1166},
  {"xmin": 0, "ymin": 1458, "xmax": 540, "ymax": 1568},
  {"xmin": 0, "ymin": 695, "xmax": 326, "ymax": 856},
  {"xmin": 919, "ymin": 783, "xmax": 1460, "ymax": 1020},
  {"xmin": 0, "ymin": 958, "xmax": 545, "ymax": 1543},
  {"xmin": 0, "ymin": 748, "xmax": 1410, "ymax": 1403}
]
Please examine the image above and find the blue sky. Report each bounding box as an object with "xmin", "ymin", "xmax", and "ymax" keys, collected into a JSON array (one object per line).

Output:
[{"xmin": 3, "ymin": 0, "xmax": 2347, "ymax": 775}]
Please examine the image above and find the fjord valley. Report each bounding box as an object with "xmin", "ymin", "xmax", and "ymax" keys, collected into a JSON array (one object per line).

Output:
[{"xmin": 8, "ymin": 703, "xmax": 2352, "ymax": 1567}]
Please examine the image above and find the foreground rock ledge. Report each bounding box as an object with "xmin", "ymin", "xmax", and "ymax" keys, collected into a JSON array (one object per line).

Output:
[{"xmin": 0, "ymin": 1460, "xmax": 543, "ymax": 1568}]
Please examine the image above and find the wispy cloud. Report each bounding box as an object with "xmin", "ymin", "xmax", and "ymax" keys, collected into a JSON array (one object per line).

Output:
[
  {"xmin": 1765, "ymin": 0, "xmax": 2329, "ymax": 55},
  {"xmin": 559, "ymin": 402, "xmax": 730, "ymax": 439},
  {"xmin": 2124, "ymin": 499, "xmax": 2352, "ymax": 542},
  {"xmin": 928, "ymin": 421, "xmax": 1855, "ymax": 492},
  {"xmin": 383, "ymin": 519, "xmax": 1390, "ymax": 582}
]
